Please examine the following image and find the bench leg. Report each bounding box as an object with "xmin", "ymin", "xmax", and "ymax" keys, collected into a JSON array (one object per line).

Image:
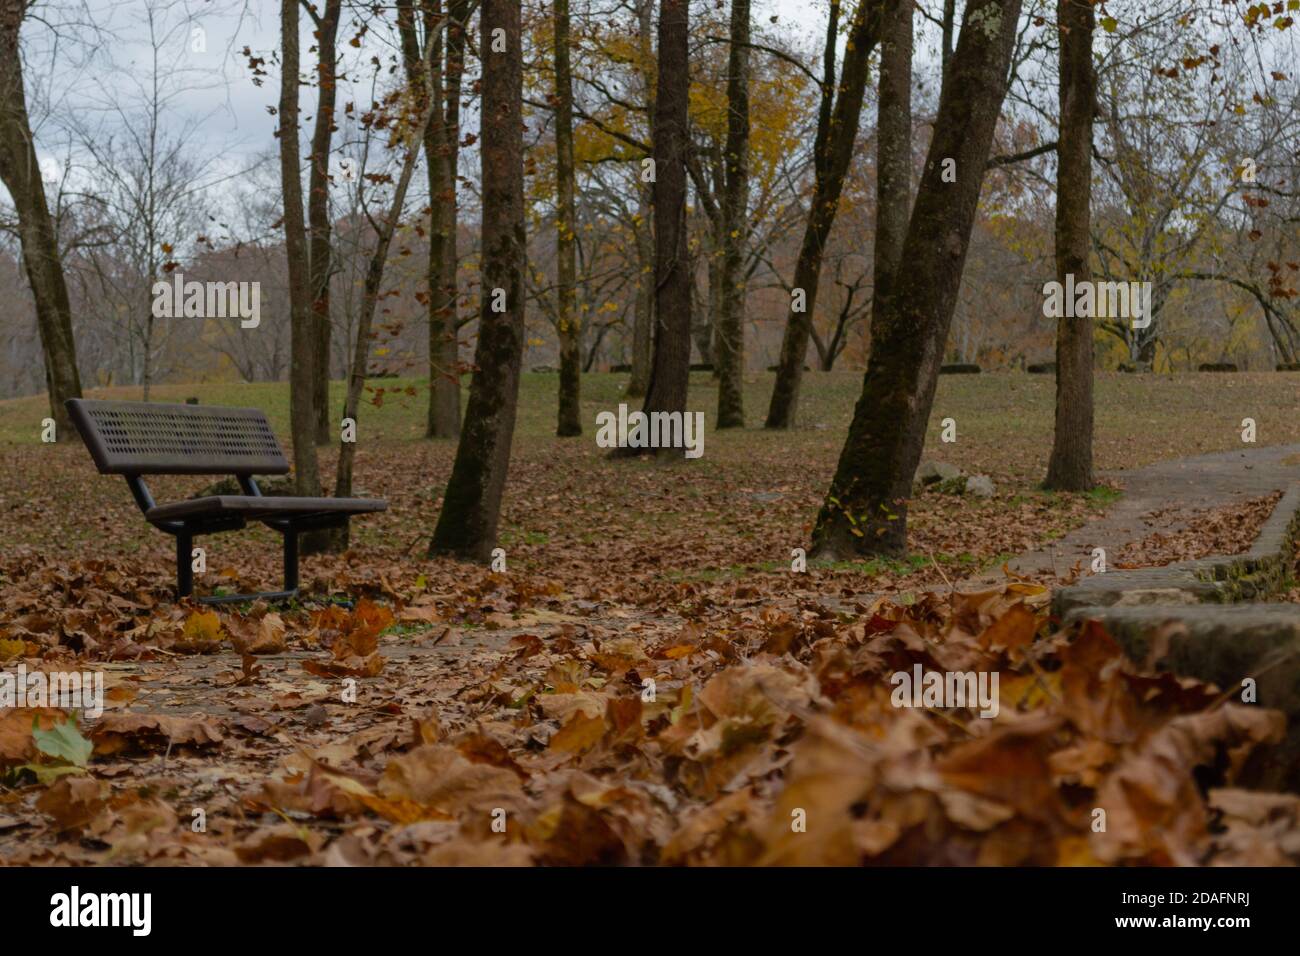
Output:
[
  {"xmin": 283, "ymin": 528, "xmax": 299, "ymax": 594},
  {"xmin": 176, "ymin": 530, "xmax": 193, "ymax": 599}
]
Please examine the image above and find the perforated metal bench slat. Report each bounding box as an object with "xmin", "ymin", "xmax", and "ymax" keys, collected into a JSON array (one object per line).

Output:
[{"xmin": 67, "ymin": 399, "xmax": 289, "ymax": 475}]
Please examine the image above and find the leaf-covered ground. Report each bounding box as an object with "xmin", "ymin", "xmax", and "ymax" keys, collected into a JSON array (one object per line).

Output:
[
  {"xmin": 1, "ymin": 557, "xmax": 1294, "ymax": 865},
  {"xmin": 1, "ymin": 372, "xmax": 1297, "ymax": 865},
  {"xmin": 1114, "ymin": 491, "xmax": 1283, "ymax": 568}
]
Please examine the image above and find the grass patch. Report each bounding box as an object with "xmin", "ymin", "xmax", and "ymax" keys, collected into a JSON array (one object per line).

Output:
[{"xmin": 0, "ymin": 370, "xmax": 1265, "ymax": 590}]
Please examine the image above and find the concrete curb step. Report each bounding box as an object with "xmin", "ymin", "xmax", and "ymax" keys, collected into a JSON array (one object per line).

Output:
[
  {"xmin": 1054, "ymin": 483, "xmax": 1300, "ymax": 790},
  {"xmin": 1053, "ymin": 482, "xmax": 1300, "ymax": 620}
]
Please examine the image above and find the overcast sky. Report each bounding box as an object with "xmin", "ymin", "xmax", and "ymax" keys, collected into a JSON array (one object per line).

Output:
[{"xmin": 22, "ymin": 0, "xmax": 837, "ymax": 194}]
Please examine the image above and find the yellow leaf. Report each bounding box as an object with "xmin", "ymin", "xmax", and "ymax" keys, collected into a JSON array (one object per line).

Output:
[
  {"xmin": 180, "ymin": 610, "xmax": 224, "ymax": 649},
  {"xmin": 548, "ymin": 710, "xmax": 606, "ymax": 753}
]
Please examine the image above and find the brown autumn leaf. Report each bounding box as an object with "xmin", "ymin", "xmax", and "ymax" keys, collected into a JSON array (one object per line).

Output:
[
  {"xmin": 1048, "ymin": 738, "xmax": 1116, "ymax": 788},
  {"xmin": 36, "ymin": 775, "xmax": 107, "ymax": 831},
  {"xmin": 604, "ymin": 696, "xmax": 644, "ymax": 745},
  {"xmin": 661, "ymin": 790, "xmax": 761, "ymax": 866},
  {"xmin": 398, "ymin": 602, "xmax": 441, "ymax": 625},
  {"xmin": 0, "ymin": 708, "xmax": 69, "ymax": 766},
  {"xmin": 352, "ymin": 599, "xmax": 395, "ymax": 644},
  {"xmin": 758, "ymin": 716, "xmax": 883, "ymax": 866},
  {"xmin": 378, "ymin": 744, "xmax": 525, "ymax": 816},
  {"xmin": 298, "ymin": 760, "xmax": 438, "ymax": 824},
  {"xmin": 1057, "ymin": 620, "xmax": 1148, "ymax": 742},
  {"xmin": 936, "ymin": 711, "xmax": 1066, "ymax": 823},
  {"xmin": 976, "ymin": 602, "xmax": 1039, "ymax": 654},
  {"xmin": 549, "ymin": 710, "xmax": 607, "ymax": 754},
  {"xmin": 104, "ymin": 685, "xmax": 139, "ymax": 708},
  {"xmin": 303, "ymin": 653, "xmax": 384, "ymax": 678},
  {"xmin": 454, "ymin": 732, "xmax": 529, "ymax": 780},
  {"xmin": 525, "ymin": 790, "xmax": 631, "ymax": 866},
  {"xmin": 698, "ymin": 662, "xmax": 816, "ymax": 726},
  {"xmin": 235, "ymin": 824, "xmax": 325, "ymax": 864},
  {"xmin": 507, "ymin": 633, "xmax": 544, "ymax": 659},
  {"xmin": 91, "ymin": 714, "xmax": 224, "ymax": 756},
  {"xmin": 258, "ymin": 765, "xmax": 372, "ymax": 819},
  {"xmin": 236, "ymin": 653, "xmax": 263, "ymax": 686},
  {"xmin": 422, "ymin": 839, "xmax": 534, "ymax": 866},
  {"xmin": 228, "ymin": 612, "xmax": 287, "ymax": 655},
  {"xmin": 537, "ymin": 691, "xmax": 605, "ymax": 722}
]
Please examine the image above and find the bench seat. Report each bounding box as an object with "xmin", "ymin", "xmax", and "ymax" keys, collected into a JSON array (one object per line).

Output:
[
  {"xmin": 147, "ymin": 495, "xmax": 387, "ymax": 523},
  {"xmin": 66, "ymin": 397, "xmax": 389, "ymax": 603}
]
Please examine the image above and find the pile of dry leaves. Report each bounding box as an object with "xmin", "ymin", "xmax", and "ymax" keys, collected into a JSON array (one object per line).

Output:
[{"xmin": 1, "ymin": 550, "xmax": 1295, "ymax": 866}]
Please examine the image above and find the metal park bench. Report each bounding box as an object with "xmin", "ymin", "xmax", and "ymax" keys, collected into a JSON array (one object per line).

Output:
[{"xmin": 66, "ymin": 398, "xmax": 387, "ymax": 603}]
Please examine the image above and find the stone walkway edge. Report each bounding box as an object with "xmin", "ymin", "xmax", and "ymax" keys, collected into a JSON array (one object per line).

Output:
[{"xmin": 1052, "ymin": 483, "xmax": 1300, "ymax": 790}]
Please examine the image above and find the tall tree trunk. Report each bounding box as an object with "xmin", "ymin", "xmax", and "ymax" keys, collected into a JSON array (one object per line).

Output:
[
  {"xmin": 696, "ymin": 147, "xmax": 723, "ymax": 370},
  {"xmin": 1044, "ymin": 0, "xmax": 1095, "ymax": 490},
  {"xmin": 715, "ymin": 0, "xmax": 750, "ymax": 428},
  {"xmin": 426, "ymin": 0, "xmax": 467, "ymax": 439},
  {"xmin": 278, "ymin": 0, "xmax": 321, "ymax": 497},
  {"xmin": 309, "ymin": 0, "xmax": 343, "ymax": 447},
  {"xmin": 0, "ymin": 0, "xmax": 82, "ymax": 437},
  {"xmin": 429, "ymin": 0, "xmax": 525, "ymax": 560},
  {"xmin": 764, "ymin": 0, "xmax": 892, "ymax": 429},
  {"xmin": 554, "ymin": 0, "xmax": 581, "ymax": 436},
  {"xmin": 628, "ymin": 178, "xmax": 653, "ymax": 395},
  {"xmin": 399, "ymin": 0, "xmax": 455, "ymax": 439},
  {"xmin": 333, "ymin": 92, "xmax": 435, "ymax": 547},
  {"xmin": 696, "ymin": 239, "xmax": 717, "ymax": 365},
  {"xmin": 941, "ymin": 0, "xmax": 956, "ymax": 72},
  {"xmin": 811, "ymin": 0, "xmax": 1024, "ymax": 559},
  {"xmin": 626, "ymin": 0, "xmax": 655, "ymax": 398},
  {"xmin": 621, "ymin": 0, "xmax": 690, "ymax": 456},
  {"xmin": 873, "ymin": 0, "xmax": 911, "ymax": 306}
]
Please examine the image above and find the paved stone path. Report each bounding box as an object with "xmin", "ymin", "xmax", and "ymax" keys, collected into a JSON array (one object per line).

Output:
[{"xmin": 969, "ymin": 444, "xmax": 1300, "ymax": 585}]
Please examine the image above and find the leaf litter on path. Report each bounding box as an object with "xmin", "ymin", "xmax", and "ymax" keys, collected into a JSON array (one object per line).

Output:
[{"xmin": 0, "ymin": 549, "xmax": 1294, "ymax": 866}]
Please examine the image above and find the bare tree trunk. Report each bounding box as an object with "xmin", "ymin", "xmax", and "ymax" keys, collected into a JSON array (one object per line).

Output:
[
  {"xmin": 626, "ymin": 0, "xmax": 655, "ymax": 399},
  {"xmin": 764, "ymin": 0, "xmax": 892, "ymax": 429},
  {"xmin": 1044, "ymin": 0, "xmax": 1095, "ymax": 490},
  {"xmin": 873, "ymin": 0, "xmax": 911, "ymax": 306},
  {"xmin": 426, "ymin": 0, "xmax": 467, "ymax": 439},
  {"xmin": 697, "ymin": 147, "xmax": 722, "ymax": 370},
  {"xmin": 398, "ymin": 0, "xmax": 451, "ymax": 438},
  {"xmin": 554, "ymin": 0, "xmax": 581, "ymax": 436},
  {"xmin": 628, "ymin": 178, "xmax": 653, "ymax": 396},
  {"xmin": 716, "ymin": 0, "xmax": 749, "ymax": 430},
  {"xmin": 811, "ymin": 0, "xmax": 1024, "ymax": 559},
  {"xmin": 698, "ymin": 239, "xmax": 718, "ymax": 364},
  {"xmin": 333, "ymin": 95, "xmax": 434, "ymax": 547},
  {"xmin": 0, "ymin": 0, "xmax": 82, "ymax": 436},
  {"xmin": 941, "ymin": 0, "xmax": 956, "ymax": 72},
  {"xmin": 429, "ymin": 0, "xmax": 525, "ymax": 560},
  {"xmin": 308, "ymin": 0, "xmax": 343, "ymax": 446},
  {"xmin": 278, "ymin": 0, "xmax": 321, "ymax": 497},
  {"xmin": 620, "ymin": 0, "xmax": 690, "ymax": 456}
]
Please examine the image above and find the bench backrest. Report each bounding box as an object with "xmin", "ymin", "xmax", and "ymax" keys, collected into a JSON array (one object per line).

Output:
[{"xmin": 66, "ymin": 399, "xmax": 290, "ymax": 476}]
